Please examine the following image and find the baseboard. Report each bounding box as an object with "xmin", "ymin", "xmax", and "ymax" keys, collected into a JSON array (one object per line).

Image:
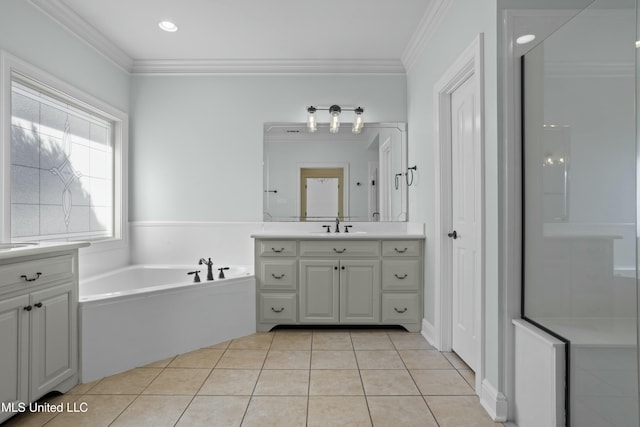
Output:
[
  {"xmin": 480, "ymin": 379, "xmax": 508, "ymax": 422},
  {"xmin": 421, "ymin": 318, "xmax": 437, "ymax": 346}
]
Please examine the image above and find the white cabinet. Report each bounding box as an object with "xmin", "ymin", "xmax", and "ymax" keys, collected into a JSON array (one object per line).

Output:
[
  {"xmin": 0, "ymin": 248, "xmax": 83, "ymax": 424},
  {"xmin": 255, "ymin": 237, "xmax": 423, "ymax": 332}
]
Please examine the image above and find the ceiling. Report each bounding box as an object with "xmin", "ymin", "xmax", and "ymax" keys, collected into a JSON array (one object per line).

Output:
[{"xmin": 29, "ymin": 0, "xmax": 445, "ymax": 74}]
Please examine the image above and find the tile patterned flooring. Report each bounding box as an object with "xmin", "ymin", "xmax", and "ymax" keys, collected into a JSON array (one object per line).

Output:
[{"xmin": 4, "ymin": 328, "xmax": 504, "ymax": 426}]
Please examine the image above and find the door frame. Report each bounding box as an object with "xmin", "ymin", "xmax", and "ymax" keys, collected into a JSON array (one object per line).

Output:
[
  {"xmin": 433, "ymin": 33, "xmax": 484, "ymax": 395},
  {"xmin": 297, "ymin": 162, "xmax": 349, "ymax": 221}
]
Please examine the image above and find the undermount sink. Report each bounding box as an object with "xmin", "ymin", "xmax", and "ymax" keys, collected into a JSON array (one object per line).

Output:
[{"xmin": 310, "ymin": 231, "xmax": 367, "ymax": 236}]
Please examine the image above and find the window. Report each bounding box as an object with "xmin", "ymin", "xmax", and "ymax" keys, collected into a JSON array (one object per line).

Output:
[{"xmin": 1, "ymin": 52, "xmax": 127, "ymax": 244}]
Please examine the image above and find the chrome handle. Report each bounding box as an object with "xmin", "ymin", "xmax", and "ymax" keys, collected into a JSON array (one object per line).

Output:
[
  {"xmin": 271, "ymin": 273, "xmax": 285, "ymax": 279},
  {"xmin": 394, "ymin": 274, "xmax": 408, "ymax": 280},
  {"xmin": 271, "ymin": 307, "xmax": 284, "ymax": 313},
  {"xmin": 20, "ymin": 272, "xmax": 42, "ymax": 282},
  {"xmin": 271, "ymin": 247, "xmax": 285, "ymax": 253},
  {"xmin": 333, "ymin": 248, "xmax": 346, "ymax": 253},
  {"xmin": 394, "ymin": 307, "xmax": 408, "ymax": 313},
  {"xmin": 394, "ymin": 247, "xmax": 408, "ymax": 253}
]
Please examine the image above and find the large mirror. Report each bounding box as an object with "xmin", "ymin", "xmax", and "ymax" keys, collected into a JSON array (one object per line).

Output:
[{"xmin": 263, "ymin": 122, "xmax": 408, "ymax": 222}]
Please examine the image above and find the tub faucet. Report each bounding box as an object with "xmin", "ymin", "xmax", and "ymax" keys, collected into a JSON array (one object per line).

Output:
[{"xmin": 198, "ymin": 258, "xmax": 214, "ymax": 281}]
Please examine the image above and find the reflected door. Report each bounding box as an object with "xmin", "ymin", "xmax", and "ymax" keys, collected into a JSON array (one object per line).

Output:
[{"xmin": 300, "ymin": 168, "xmax": 344, "ymax": 221}]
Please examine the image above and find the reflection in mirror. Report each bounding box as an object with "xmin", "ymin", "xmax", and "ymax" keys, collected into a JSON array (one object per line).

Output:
[{"xmin": 263, "ymin": 123, "xmax": 407, "ymax": 222}]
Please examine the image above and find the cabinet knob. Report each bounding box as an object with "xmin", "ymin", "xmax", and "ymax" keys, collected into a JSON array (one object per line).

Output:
[
  {"xmin": 341, "ymin": 266, "xmax": 345, "ymax": 270},
  {"xmin": 34, "ymin": 302, "xmax": 43, "ymax": 308},
  {"xmin": 24, "ymin": 305, "xmax": 32, "ymax": 311},
  {"xmin": 334, "ymin": 266, "xmax": 338, "ymax": 270},
  {"xmin": 394, "ymin": 307, "xmax": 408, "ymax": 313}
]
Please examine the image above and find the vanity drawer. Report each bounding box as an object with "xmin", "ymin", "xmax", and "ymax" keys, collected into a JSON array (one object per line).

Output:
[
  {"xmin": 0, "ymin": 255, "xmax": 74, "ymax": 292},
  {"xmin": 382, "ymin": 293, "xmax": 420, "ymax": 323},
  {"xmin": 259, "ymin": 260, "xmax": 297, "ymax": 290},
  {"xmin": 260, "ymin": 293, "xmax": 297, "ymax": 323},
  {"xmin": 382, "ymin": 260, "xmax": 420, "ymax": 291},
  {"xmin": 258, "ymin": 240, "xmax": 297, "ymax": 257},
  {"xmin": 382, "ymin": 241, "xmax": 421, "ymax": 257},
  {"xmin": 299, "ymin": 240, "xmax": 380, "ymax": 257}
]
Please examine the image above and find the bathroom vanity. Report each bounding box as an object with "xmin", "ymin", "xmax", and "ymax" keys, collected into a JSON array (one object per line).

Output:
[
  {"xmin": 0, "ymin": 242, "xmax": 88, "ymax": 424},
  {"xmin": 252, "ymin": 232, "xmax": 424, "ymax": 332}
]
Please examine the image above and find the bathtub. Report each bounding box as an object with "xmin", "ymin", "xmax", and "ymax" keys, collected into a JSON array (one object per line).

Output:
[{"xmin": 79, "ymin": 264, "xmax": 256, "ymax": 382}]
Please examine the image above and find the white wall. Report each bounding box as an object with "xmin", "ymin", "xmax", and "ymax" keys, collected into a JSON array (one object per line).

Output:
[
  {"xmin": 405, "ymin": 0, "xmax": 499, "ymax": 388},
  {"xmin": 129, "ymin": 74, "xmax": 407, "ymax": 222}
]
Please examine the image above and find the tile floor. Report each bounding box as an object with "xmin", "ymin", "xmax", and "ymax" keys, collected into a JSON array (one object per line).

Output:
[{"xmin": 4, "ymin": 328, "xmax": 504, "ymax": 427}]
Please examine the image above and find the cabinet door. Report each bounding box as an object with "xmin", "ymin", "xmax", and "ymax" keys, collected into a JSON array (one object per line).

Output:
[
  {"xmin": 299, "ymin": 260, "xmax": 339, "ymax": 323},
  {"xmin": 30, "ymin": 282, "xmax": 76, "ymax": 401},
  {"xmin": 340, "ymin": 260, "xmax": 380, "ymax": 324},
  {"xmin": 0, "ymin": 294, "xmax": 29, "ymax": 414}
]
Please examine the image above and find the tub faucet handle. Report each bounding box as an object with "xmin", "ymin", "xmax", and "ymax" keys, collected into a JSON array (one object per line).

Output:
[
  {"xmin": 188, "ymin": 270, "xmax": 201, "ymax": 283},
  {"xmin": 218, "ymin": 267, "xmax": 230, "ymax": 279}
]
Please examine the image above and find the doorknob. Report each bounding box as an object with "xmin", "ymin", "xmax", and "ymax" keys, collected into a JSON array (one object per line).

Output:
[{"xmin": 447, "ymin": 230, "xmax": 458, "ymax": 239}]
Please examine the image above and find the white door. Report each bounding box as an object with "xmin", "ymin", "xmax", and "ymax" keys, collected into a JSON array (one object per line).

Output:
[{"xmin": 450, "ymin": 75, "xmax": 480, "ymax": 370}]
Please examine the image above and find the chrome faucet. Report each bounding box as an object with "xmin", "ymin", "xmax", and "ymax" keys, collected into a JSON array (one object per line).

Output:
[
  {"xmin": 198, "ymin": 257, "xmax": 214, "ymax": 281},
  {"xmin": 335, "ymin": 218, "xmax": 340, "ymax": 233}
]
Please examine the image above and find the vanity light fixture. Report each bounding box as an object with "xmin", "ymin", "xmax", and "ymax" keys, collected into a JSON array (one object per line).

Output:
[
  {"xmin": 306, "ymin": 105, "xmax": 365, "ymax": 134},
  {"xmin": 158, "ymin": 20, "xmax": 178, "ymax": 32}
]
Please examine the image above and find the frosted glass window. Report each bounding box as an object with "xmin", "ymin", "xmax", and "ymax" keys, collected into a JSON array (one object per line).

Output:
[{"xmin": 10, "ymin": 79, "xmax": 114, "ymax": 241}]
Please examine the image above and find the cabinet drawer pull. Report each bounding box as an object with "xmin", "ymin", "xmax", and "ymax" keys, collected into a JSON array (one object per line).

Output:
[
  {"xmin": 34, "ymin": 302, "xmax": 43, "ymax": 308},
  {"xmin": 271, "ymin": 273, "xmax": 285, "ymax": 279},
  {"xmin": 394, "ymin": 247, "xmax": 408, "ymax": 253},
  {"xmin": 333, "ymin": 248, "xmax": 346, "ymax": 253},
  {"xmin": 394, "ymin": 273, "xmax": 408, "ymax": 280},
  {"xmin": 271, "ymin": 307, "xmax": 285, "ymax": 313},
  {"xmin": 271, "ymin": 247, "xmax": 285, "ymax": 253},
  {"xmin": 20, "ymin": 272, "xmax": 42, "ymax": 282},
  {"xmin": 394, "ymin": 307, "xmax": 408, "ymax": 313}
]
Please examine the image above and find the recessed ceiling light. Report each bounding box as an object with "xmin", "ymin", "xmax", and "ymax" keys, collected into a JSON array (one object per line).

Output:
[
  {"xmin": 158, "ymin": 20, "xmax": 178, "ymax": 32},
  {"xmin": 516, "ymin": 34, "xmax": 536, "ymax": 45}
]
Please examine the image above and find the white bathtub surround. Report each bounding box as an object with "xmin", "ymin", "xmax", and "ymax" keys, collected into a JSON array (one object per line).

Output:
[
  {"xmin": 513, "ymin": 320, "xmax": 565, "ymax": 427},
  {"xmin": 80, "ymin": 265, "xmax": 255, "ymax": 382}
]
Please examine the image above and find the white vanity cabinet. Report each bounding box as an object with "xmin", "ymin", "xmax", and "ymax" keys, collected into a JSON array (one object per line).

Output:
[
  {"xmin": 254, "ymin": 236, "xmax": 423, "ymax": 332},
  {"xmin": 0, "ymin": 245, "xmax": 86, "ymax": 424}
]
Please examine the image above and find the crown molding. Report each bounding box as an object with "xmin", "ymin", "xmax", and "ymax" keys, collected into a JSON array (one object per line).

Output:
[
  {"xmin": 131, "ymin": 58, "xmax": 407, "ymax": 75},
  {"xmin": 401, "ymin": 0, "xmax": 454, "ymax": 72},
  {"xmin": 29, "ymin": 0, "xmax": 134, "ymax": 72}
]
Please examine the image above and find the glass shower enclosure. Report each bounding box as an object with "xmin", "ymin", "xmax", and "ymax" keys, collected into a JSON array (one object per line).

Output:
[{"xmin": 521, "ymin": 0, "xmax": 639, "ymax": 425}]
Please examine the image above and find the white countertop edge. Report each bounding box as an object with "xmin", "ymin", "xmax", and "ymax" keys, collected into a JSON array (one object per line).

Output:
[
  {"xmin": 0, "ymin": 242, "xmax": 91, "ymax": 260},
  {"xmin": 251, "ymin": 232, "xmax": 426, "ymax": 240}
]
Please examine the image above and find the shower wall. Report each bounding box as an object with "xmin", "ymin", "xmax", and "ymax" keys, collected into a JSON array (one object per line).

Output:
[{"xmin": 521, "ymin": 1, "xmax": 638, "ymax": 425}]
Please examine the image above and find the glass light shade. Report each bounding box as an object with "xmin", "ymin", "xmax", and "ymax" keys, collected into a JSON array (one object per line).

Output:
[
  {"xmin": 352, "ymin": 108, "xmax": 364, "ymax": 134},
  {"xmin": 329, "ymin": 113, "xmax": 340, "ymax": 133},
  {"xmin": 307, "ymin": 109, "xmax": 317, "ymax": 132}
]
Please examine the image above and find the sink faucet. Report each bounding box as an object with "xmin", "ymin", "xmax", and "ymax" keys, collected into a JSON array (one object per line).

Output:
[
  {"xmin": 335, "ymin": 218, "xmax": 340, "ymax": 233},
  {"xmin": 198, "ymin": 257, "xmax": 214, "ymax": 281}
]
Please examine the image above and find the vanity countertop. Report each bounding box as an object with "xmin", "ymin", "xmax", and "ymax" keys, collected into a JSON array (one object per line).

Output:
[
  {"xmin": 0, "ymin": 241, "xmax": 91, "ymax": 261},
  {"xmin": 250, "ymin": 232, "xmax": 425, "ymax": 240}
]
